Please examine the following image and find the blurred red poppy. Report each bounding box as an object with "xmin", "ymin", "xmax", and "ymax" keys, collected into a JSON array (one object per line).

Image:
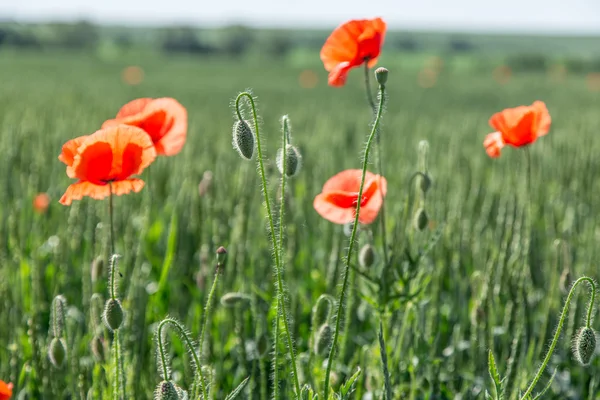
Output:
[
  {"xmin": 314, "ymin": 169, "xmax": 387, "ymax": 224},
  {"xmin": 59, "ymin": 125, "xmax": 156, "ymax": 205},
  {"xmin": 33, "ymin": 193, "xmax": 50, "ymax": 214},
  {"xmin": 0, "ymin": 380, "xmax": 12, "ymax": 400},
  {"xmin": 320, "ymin": 18, "xmax": 386, "ymax": 87},
  {"xmin": 484, "ymin": 101, "xmax": 551, "ymax": 158},
  {"xmin": 102, "ymin": 98, "xmax": 187, "ymax": 156}
]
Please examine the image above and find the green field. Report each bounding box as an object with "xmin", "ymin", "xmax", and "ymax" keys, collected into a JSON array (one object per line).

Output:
[{"xmin": 1, "ymin": 43, "xmax": 600, "ymax": 400}]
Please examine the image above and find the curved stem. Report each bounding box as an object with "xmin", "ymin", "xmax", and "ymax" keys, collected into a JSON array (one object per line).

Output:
[
  {"xmin": 235, "ymin": 92, "xmax": 301, "ymax": 398},
  {"xmin": 520, "ymin": 276, "xmax": 597, "ymax": 399},
  {"xmin": 198, "ymin": 267, "xmax": 220, "ymax": 399},
  {"xmin": 323, "ymin": 83, "xmax": 387, "ymax": 398}
]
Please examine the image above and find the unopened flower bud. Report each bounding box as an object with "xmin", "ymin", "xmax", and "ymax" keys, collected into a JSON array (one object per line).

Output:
[
  {"xmin": 91, "ymin": 256, "xmax": 104, "ymax": 284},
  {"xmin": 276, "ymin": 144, "xmax": 303, "ymax": 177},
  {"xmin": 312, "ymin": 294, "xmax": 334, "ymax": 327},
  {"xmin": 413, "ymin": 208, "xmax": 429, "ymax": 231},
  {"xmin": 91, "ymin": 335, "xmax": 107, "ymax": 363},
  {"xmin": 102, "ymin": 298, "xmax": 124, "ymax": 331},
  {"xmin": 417, "ymin": 173, "xmax": 432, "ymax": 194},
  {"xmin": 257, "ymin": 333, "xmax": 269, "ymax": 358},
  {"xmin": 220, "ymin": 292, "xmax": 252, "ymax": 309},
  {"xmin": 375, "ymin": 67, "xmax": 389, "ymax": 86},
  {"xmin": 216, "ymin": 246, "xmax": 227, "ymax": 267},
  {"xmin": 314, "ymin": 324, "xmax": 333, "ymax": 357},
  {"xmin": 48, "ymin": 337, "xmax": 67, "ymax": 368},
  {"xmin": 233, "ymin": 120, "xmax": 255, "ymax": 160},
  {"xmin": 573, "ymin": 326, "xmax": 597, "ymax": 366},
  {"xmin": 154, "ymin": 380, "xmax": 179, "ymax": 400},
  {"xmin": 358, "ymin": 244, "xmax": 376, "ymax": 268}
]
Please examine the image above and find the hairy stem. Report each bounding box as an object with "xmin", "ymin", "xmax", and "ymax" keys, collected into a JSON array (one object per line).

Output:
[
  {"xmin": 235, "ymin": 93, "xmax": 301, "ymax": 398},
  {"xmin": 520, "ymin": 276, "xmax": 597, "ymax": 399},
  {"xmin": 198, "ymin": 267, "xmax": 221, "ymax": 399},
  {"xmin": 323, "ymin": 83, "xmax": 387, "ymax": 397}
]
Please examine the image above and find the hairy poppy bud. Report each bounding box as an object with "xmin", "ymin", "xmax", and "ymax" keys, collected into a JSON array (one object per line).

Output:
[
  {"xmin": 102, "ymin": 298, "xmax": 124, "ymax": 331},
  {"xmin": 48, "ymin": 337, "xmax": 67, "ymax": 368},
  {"xmin": 91, "ymin": 335, "xmax": 107, "ymax": 363},
  {"xmin": 314, "ymin": 324, "xmax": 333, "ymax": 357},
  {"xmin": 220, "ymin": 292, "xmax": 252, "ymax": 309},
  {"xmin": 417, "ymin": 173, "xmax": 432, "ymax": 195},
  {"xmin": 413, "ymin": 207, "xmax": 429, "ymax": 231},
  {"xmin": 359, "ymin": 244, "xmax": 376, "ymax": 268},
  {"xmin": 233, "ymin": 120, "xmax": 255, "ymax": 160},
  {"xmin": 375, "ymin": 67, "xmax": 389, "ymax": 86},
  {"xmin": 216, "ymin": 246, "xmax": 227, "ymax": 267},
  {"xmin": 312, "ymin": 294, "xmax": 334, "ymax": 328},
  {"xmin": 276, "ymin": 144, "xmax": 303, "ymax": 177},
  {"xmin": 154, "ymin": 380, "xmax": 179, "ymax": 400},
  {"xmin": 573, "ymin": 327, "xmax": 597, "ymax": 366},
  {"xmin": 257, "ymin": 333, "xmax": 269, "ymax": 358}
]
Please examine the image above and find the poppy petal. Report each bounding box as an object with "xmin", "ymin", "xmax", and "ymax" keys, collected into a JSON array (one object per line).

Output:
[
  {"xmin": 59, "ymin": 179, "xmax": 145, "ymax": 206},
  {"xmin": 58, "ymin": 135, "xmax": 88, "ymax": 170},
  {"xmin": 313, "ymin": 193, "xmax": 355, "ymax": 224},
  {"xmin": 115, "ymin": 98, "xmax": 153, "ymax": 118},
  {"xmin": 502, "ymin": 110, "xmax": 536, "ymax": 147},
  {"xmin": 484, "ymin": 131, "xmax": 504, "ymax": 158},
  {"xmin": 328, "ymin": 62, "xmax": 353, "ymax": 87},
  {"xmin": 531, "ymin": 100, "xmax": 551, "ymax": 136}
]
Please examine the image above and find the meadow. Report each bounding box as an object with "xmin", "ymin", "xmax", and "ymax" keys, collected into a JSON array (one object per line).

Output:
[{"xmin": 0, "ymin": 35, "xmax": 600, "ymax": 400}]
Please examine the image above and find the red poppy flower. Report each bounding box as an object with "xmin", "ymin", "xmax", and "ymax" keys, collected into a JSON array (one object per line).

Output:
[
  {"xmin": 0, "ymin": 380, "xmax": 12, "ymax": 400},
  {"xmin": 102, "ymin": 97, "xmax": 187, "ymax": 156},
  {"xmin": 59, "ymin": 125, "xmax": 157, "ymax": 206},
  {"xmin": 314, "ymin": 169, "xmax": 387, "ymax": 225},
  {"xmin": 320, "ymin": 18, "xmax": 386, "ymax": 87},
  {"xmin": 484, "ymin": 101, "xmax": 551, "ymax": 158}
]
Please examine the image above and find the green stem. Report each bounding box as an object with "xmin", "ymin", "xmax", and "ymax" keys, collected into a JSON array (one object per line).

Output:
[
  {"xmin": 364, "ymin": 63, "xmax": 389, "ymax": 265},
  {"xmin": 519, "ymin": 276, "xmax": 596, "ymax": 400},
  {"xmin": 109, "ymin": 183, "xmax": 115, "ymax": 256},
  {"xmin": 378, "ymin": 319, "xmax": 392, "ymax": 400},
  {"xmin": 323, "ymin": 83, "xmax": 387, "ymax": 398},
  {"xmin": 113, "ymin": 329, "xmax": 121, "ymax": 400},
  {"xmin": 198, "ymin": 266, "xmax": 221, "ymax": 400},
  {"xmin": 235, "ymin": 92, "xmax": 301, "ymax": 398}
]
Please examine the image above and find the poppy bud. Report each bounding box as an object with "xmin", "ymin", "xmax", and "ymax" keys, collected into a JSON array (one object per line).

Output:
[
  {"xmin": 48, "ymin": 337, "xmax": 67, "ymax": 368},
  {"xmin": 220, "ymin": 292, "xmax": 252, "ymax": 309},
  {"xmin": 375, "ymin": 67, "xmax": 389, "ymax": 86},
  {"xmin": 573, "ymin": 327, "xmax": 597, "ymax": 366},
  {"xmin": 314, "ymin": 324, "xmax": 333, "ymax": 357},
  {"xmin": 312, "ymin": 294, "xmax": 334, "ymax": 327},
  {"xmin": 417, "ymin": 173, "xmax": 432, "ymax": 195},
  {"xmin": 102, "ymin": 298, "xmax": 124, "ymax": 331},
  {"xmin": 413, "ymin": 208, "xmax": 429, "ymax": 231},
  {"xmin": 154, "ymin": 380, "xmax": 179, "ymax": 400},
  {"xmin": 232, "ymin": 120, "xmax": 255, "ymax": 160},
  {"xmin": 198, "ymin": 170, "xmax": 213, "ymax": 197},
  {"xmin": 216, "ymin": 246, "xmax": 227, "ymax": 267},
  {"xmin": 91, "ymin": 256, "xmax": 104, "ymax": 284},
  {"xmin": 257, "ymin": 333, "xmax": 269, "ymax": 358},
  {"xmin": 91, "ymin": 335, "xmax": 107, "ymax": 363},
  {"xmin": 358, "ymin": 244, "xmax": 376, "ymax": 268},
  {"xmin": 276, "ymin": 144, "xmax": 303, "ymax": 177},
  {"xmin": 175, "ymin": 385, "xmax": 188, "ymax": 400}
]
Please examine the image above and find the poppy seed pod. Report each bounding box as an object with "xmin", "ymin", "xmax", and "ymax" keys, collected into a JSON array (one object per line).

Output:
[
  {"xmin": 359, "ymin": 244, "xmax": 376, "ymax": 268},
  {"xmin": 220, "ymin": 292, "xmax": 252, "ymax": 309},
  {"xmin": 154, "ymin": 380, "xmax": 179, "ymax": 400},
  {"xmin": 276, "ymin": 144, "xmax": 303, "ymax": 177},
  {"xmin": 102, "ymin": 298, "xmax": 124, "ymax": 331},
  {"xmin": 233, "ymin": 120, "xmax": 255, "ymax": 160},
  {"xmin": 413, "ymin": 207, "xmax": 429, "ymax": 231},
  {"xmin": 573, "ymin": 326, "xmax": 597, "ymax": 366},
  {"xmin": 375, "ymin": 67, "xmax": 389, "ymax": 86},
  {"xmin": 314, "ymin": 324, "xmax": 333, "ymax": 357},
  {"xmin": 48, "ymin": 337, "xmax": 67, "ymax": 368}
]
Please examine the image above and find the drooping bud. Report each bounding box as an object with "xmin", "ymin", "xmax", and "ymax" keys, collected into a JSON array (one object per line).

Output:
[
  {"xmin": 216, "ymin": 246, "xmax": 227, "ymax": 268},
  {"xmin": 91, "ymin": 335, "xmax": 107, "ymax": 363},
  {"xmin": 413, "ymin": 208, "xmax": 429, "ymax": 231},
  {"xmin": 102, "ymin": 298, "xmax": 124, "ymax": 331},
  {"xmin": 220, "ymin": 292, "xmax": 252, "ymax": 309},
  {"xmin": 256, "ymin": 333, "xmax": 269, "ymax": 358},
  {"xmin": 312, "ymin": 294, "xmax": 334, "ymax": 327},
  {"xmin": 417, "ymin": 173, "xmax": 432, "ymax": 195},
  {"xmin": 276, "ymin": 144, "xmax": 302, "ymax": 178},
  {"xmin": 48, "ymin": 337, "xmax": 67, "ymax": 368},
  {"xmin": 573, "ymin": 327, "xmax": 597, "ymax": 366},
  {"xmin": 232, "ymin": 120, "xmax": 255, "ymax": 160},
  {"xmin": 375, "ymin": 67, "xmax": 389, "ymax": 86},
  {"xmin": 314, "ymin": 324, "xmax": 333, "ymax": 357},
  {"xmin": 358, "ymin": 244, "xmax": 376, "ymax": 268},
  {"xmin": 154, "ymin": 380, "xmax": 179, "ymax": 400}
]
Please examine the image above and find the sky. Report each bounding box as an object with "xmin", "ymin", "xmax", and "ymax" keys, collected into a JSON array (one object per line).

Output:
[{"xmin": 2, "ymin": 0, "xmax": 600, "ymax": 34}]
